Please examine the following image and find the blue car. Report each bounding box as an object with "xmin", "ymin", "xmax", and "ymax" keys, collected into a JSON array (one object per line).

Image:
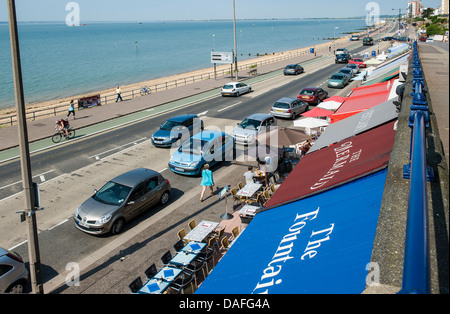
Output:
[
  {"xmin": 151, "ymin": 114, "xmax": 203, "ymax": 148},
  {"xmin": 168, "ymin": 130, "xmax": 234, "ymax": 176}
]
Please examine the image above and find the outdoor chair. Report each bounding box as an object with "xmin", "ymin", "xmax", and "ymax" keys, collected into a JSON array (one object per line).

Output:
[
  {"xmin": 160, "ymin": 250, "xmax": 173, "ymax": 267},
  {"xmin": 214, "ymin": 227, "xmax": 225, "ymax": 248},
  {"xmin": 128, "ymin": 277, "xmax": 143, "ymax": 293},
  {"xmin": 177, "ymin": 228, "xmax": 187, "ymax": 242},
  {"xmin": 240, "ymin": 214, "xmax": 253, "ymax": 230},
  {"xmin": 173, "ymin": 239, "xmax": 185, "ymax": 252},
  {"xmin": 237, "ymin": 181, "xmax": 244, "ymax": 190},
  {"xmin": 231, "ymin": 226, "xmax": 240, "ymax": 240},
  {"xmin": 186, "ymin": 254, "xmax": 206, "ymax": 288},
  {"xmin": 230, "ymin": 187, "xmax": 244, "ymax": 205},
  {"xmin": 262, "ymin": 190, "xmax": 271, "ymax": 203},
  {"xmin": 221, "ymin": 236, "xmax": 230, "ymax": 252},
  {"xmin": 170, "ymin": 269, "xmax": 195, "ymax": 294},
  {"xmin": 245, "ymin": 193, "xmax": 263, "ymax": 206},
  {"xmin": 188, "ymin": 219, "xmax": 197, "ymax": 231},
  {"xmin": 144, "ymin": 263, "xmax": 158, "ymax": 279},
  {"xmin": 196, "ymin": 236, "xmax": 216, "ymax": 274}
]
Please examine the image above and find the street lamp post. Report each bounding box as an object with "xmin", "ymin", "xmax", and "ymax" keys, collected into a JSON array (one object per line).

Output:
[
  {"xmin": 334, "ymin": 27, "xmax": 339, "ymax": 54},
  {"xmin": 233, "ymin": 0, "xmax": 238, "ymax": 80},
  {"xmin": 7, "ymin": 0, "xmax": 43, "ymax": 294}
]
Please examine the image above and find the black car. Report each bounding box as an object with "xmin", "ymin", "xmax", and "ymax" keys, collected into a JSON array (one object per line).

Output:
[
  {"xmin": 363, "ymin": 37, "xmax": 374, "ymax": 46},
  {"xmin": 283, "ymin": 64, "xmax": 304, "ymax": 75},
  {"xmin": 335, "ymin": 53, "xmax": 350, "ymax": 64}
]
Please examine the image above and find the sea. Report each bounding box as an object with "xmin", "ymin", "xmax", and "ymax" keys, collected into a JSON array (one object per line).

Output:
[{"xmin": 0, "ymin": 19, "xmax": 369, "ymax": 110}]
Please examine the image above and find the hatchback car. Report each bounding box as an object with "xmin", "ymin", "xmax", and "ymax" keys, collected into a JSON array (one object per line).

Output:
[
  {"xmin": 74, "ymin": 168, "xmax": 171, "ymax": 235},
  {"xmin": 335, "ymin": 48, "xmax": 349, "ymax": 55},
  {"xmin": 221, "ymin": 82, "xmax": 252, "ymax": 97},
  {"xmin": 151, "ymin": 114, "xmax": 203, "ymax": 148},
  {"xmin": 297, "ymin": 87, "xmax": 328, "ymax": 105},
  {"xmin": 328, "ymin": 73, "xmax": 350, "ymax": 88},
  {"xmin": 338, "ymin": 67, "xmax": 354, "ymax": 79},
  {"xmin": 232, "ymin": 113, "xmax": 276, "ymax": 146},
  {"xmin": 283, "ymin": 64, "xmax": 304, "ymax": 75},
  {"xmin": 168, "ymin": 130, "xmax": 234, "ymax": 176},
  {"xmin": 0, "ymin": 248, "xmax": 28, "ymax": 293},
  {"xmin": 335, "ymin": 53, "xmax": 350, "ymax": 64},
  {"xmin": 346, "ymin": 63, "xmax": 360, "ymax": 75},
  {"xmin": 270, "ymin": 97, "xmax": 309, "ymax": 119},
  {"xmin": 348, "ymin": 58, "xmax": 366, "ymax": 68}
]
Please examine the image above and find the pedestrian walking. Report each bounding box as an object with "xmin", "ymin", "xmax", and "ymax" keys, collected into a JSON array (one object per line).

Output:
[
  {"xmin": 200, "ymin": 164, "xmax": 214, "ymax": 202},
  {"xmin": 115, "ymin": 85, "xmax": 123, "ymax": 102},
  {"xmin": 67, "ymin": 100, "xmax": 76, "ymax": 119}
]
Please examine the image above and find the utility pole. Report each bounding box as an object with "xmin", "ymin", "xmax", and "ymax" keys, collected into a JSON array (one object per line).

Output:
[
  {"xmin": 7, "ymin": 0, "xmax": 43, "ymax": 294},
  {"xmin": 233, "ymin": 0, "xmax": 238, "ymax": 80}
]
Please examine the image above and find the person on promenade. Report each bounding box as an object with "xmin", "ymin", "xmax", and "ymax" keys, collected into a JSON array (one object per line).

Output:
[
  {"xmin": 200, "ymin": 164, "xmax": 214, "ymax": 202},
  {"xmin": 116, "ymin": 86, "xmax": 123, "ymax": 102},
  {"xmin": 243, "ymin": 166, "xmax": 256, "ymax": 185},
  {"xmin": 67, "ymin": 100, "xmax": 76, "ymax": 119}
]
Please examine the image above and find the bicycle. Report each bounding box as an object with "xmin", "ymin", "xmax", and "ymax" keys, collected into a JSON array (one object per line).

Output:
[
  {"xmin": 52, "ymin": 128, "xmax": 76, "ymax": 143},
  {"xmin": 140, "ymin": 86, "xmax": 151, "ymax": 96}
]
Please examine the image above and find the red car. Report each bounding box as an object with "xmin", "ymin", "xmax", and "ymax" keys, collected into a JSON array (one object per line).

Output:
[
  {"xmin": 348, "ymin": 58, "xmax": 366, "ymax": 68},
  {"xmin": 297, "ymin": 87, "xmax": 328, "ymax": 105}
]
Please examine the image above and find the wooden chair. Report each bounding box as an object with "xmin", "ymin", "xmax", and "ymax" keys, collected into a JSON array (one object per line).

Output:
[
  {"xmin": 231, "ymin": 226, "xmax": 240, "ymax": 240},
  {"xmin": 214, "ymin": 227, "xmax": 224, "ymax": 245},
  {"xmin": 177, "ymin": 228, "xmax": 187, "ymax": 242},
  {"xmin": 237, "ymin": 181, "xmax": 244, "ymax": 190},
  {"xmin": 221, "ymin": 236, "xmax": 230, "ymax": 252},
  {"xmin": 188, "ymin": 219, "xmax": 196, "ymax": 231},
  {"xmin": 262, "ymin": 190, "xmax": 271, "ymax": 203},
  {"xmin": 270, "ymin": 184, "xmax": 276, "ymax": 194},
  {"xmin": 128, "ymin": 277, "xmax": 143, "ymax": 293},
  {"xmin": 230, "ymin": 187, "xmax": 244, "ymax": 205},
  {"xmin": 245, "ymin": 193, "xmax": 263, "ymax": 206}
]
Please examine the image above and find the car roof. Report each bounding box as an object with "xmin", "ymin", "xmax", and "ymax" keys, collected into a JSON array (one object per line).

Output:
[
  {"xmin": 245, "ymin": 113, "xmax": 273, "ymax": 121},
  {"xmin": 111, "ymin": 168, "xmax": 159, "ymax": 187},
  {"xmin": 191, "ymin": 130, "xmax": 226, "ymax": 141},
  {"xmin": 331, "ymin": 73, "xmax": 345, "ymax": 77},
  {"xmin": 302, "ymin": 87, "xmax": 319, "ymax": 91},
  {"xmin": 167, "ymin": 114, "xmax": 198, "ymax": 122},
  {"xmin": 340, "ymin": 67, "xmax": 351, "ymax": 71},
  {"xmin": 276, "ymin": 97, "xmax": 297, "ymax": 104}
]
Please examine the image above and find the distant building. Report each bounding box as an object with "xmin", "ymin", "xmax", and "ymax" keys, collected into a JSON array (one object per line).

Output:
[
  {"xmin": 441, "ymin": 0, "xmax": 449, "ymax": 15},
  {"xmin": 408, "ymin": 1, "xmax": 422, "ymax": 18}
]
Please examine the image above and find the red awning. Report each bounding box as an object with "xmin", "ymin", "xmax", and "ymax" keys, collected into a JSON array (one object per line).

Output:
[
  {"xmin": 349, "ymin": 80, "xmax": 394, "ymax": 98},
  {"xmin": 264, "ymin": 121, "xmax": 396, "ymax": 208},
  {"xmin": 330, "ymin": 89, "xmax": 390, "ymax": 124},
  {"xmin": 301, "ymin": 107, "xmax": 334, "ymax": 118},
  {"xmin": 323, "ymin": 95, "xmax": 347, "ymax": 103}
]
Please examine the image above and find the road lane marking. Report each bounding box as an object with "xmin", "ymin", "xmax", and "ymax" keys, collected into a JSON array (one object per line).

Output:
[{"xmin": 218, "ymin": 102, "xmax": 242, "ymax": 112}]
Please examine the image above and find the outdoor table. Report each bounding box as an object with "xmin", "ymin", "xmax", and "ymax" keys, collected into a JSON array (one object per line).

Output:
[
  {"xmin": 138, "ymin": 266, "xmax": 182, "ymax": 294},
  {"xmin": 181, "ymin": 241, "xmax": 207, "ymax": 254},
  {"xmin": 239, "ymin": 204, "xmax": 260, "ymax": 217},
  {"xmin": 184, "ymin": 220, "xmax": 219, "ymax": 242},
  {"xmin": 236, "ymin": 183, "xmax": 263, "ymax": 198},
  {"xmin": 169, "ymin": 250, "xmax": 200, "ymax": 267}
]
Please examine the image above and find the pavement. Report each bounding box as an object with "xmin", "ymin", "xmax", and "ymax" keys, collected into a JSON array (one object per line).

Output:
[{"xmin": 1, "ymin": 30, "xmax": 448, "ymax": 294}]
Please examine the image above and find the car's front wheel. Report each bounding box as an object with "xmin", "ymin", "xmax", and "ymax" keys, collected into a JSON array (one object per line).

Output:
[
  {"xmin": 111, "ymin": 218, "xmax": 125, "ymax": 235},
  {"xmin": 160, "ymin": 191, "xmax": 170, "ymax": 205}
]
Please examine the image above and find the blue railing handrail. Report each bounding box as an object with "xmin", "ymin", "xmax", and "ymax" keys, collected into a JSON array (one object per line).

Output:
[{"xmin": 399, "ymin": 41, "xmax": 431, "ymax": 294}]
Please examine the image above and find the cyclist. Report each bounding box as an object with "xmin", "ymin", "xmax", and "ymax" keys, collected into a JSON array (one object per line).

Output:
[{"xmin": 56, "ymin": 119, "xmax": 70, "ymax": 138}]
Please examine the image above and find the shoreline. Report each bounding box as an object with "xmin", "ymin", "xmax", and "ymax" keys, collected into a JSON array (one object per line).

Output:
[{"xmin": 0, "ymin": 25, "xmax": 376, "ymax": 122}]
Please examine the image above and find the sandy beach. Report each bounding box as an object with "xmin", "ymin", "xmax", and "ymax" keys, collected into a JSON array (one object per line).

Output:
[{"xmin": 0, "ymin": 32, "xmax": 369, "ymax": 125}]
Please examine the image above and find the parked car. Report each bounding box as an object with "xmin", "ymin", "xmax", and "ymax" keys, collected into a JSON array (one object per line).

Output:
[
  {"xmin": 350, "ymin": 35, "xmax": 360, "ymax": 41},
  {"xmin": 335, "ymin": 48, "xmax": 349, "ymax": 55},
  {"xmin": 348, "ymin": 58, "xmax": 366, "ymax": 68},
  {"xmin": 283, "ymin": 64, "xmax": 304, "ymax": 75},
  {"xmin": 270, "ymin": 97, "xmax": 309, "ymax": 119},
  {"xmin": 221, "ymin": 82, "xmax": 252, "ymax": 97},
  {"xmin": 328, "ymin": 73, "xmax": 350, "ymax": 89},
  {"xmin": 363, "ymin": 37, "xmax": 374, "ymax": 46},
  {"xmin": 151, "ymin": 114, "xmax": 203, "ymax": 148},
  {"xmin": 335, "ymin": 53, "xmax": 350, "ymax": 63},
  {"xmin": 74, "ymin": 168, "xmax": 171, "ymax": 235},
  {"xmin": 0, "ymin": 248, "xmax": 28, "ymax": 293},
  {"xmin": 382, "ymin": 36, "xmax": 393, "ymax": 41},
  {"xmin": 346, "ymin": 63, "xmax": 360, "ymax": 75},
  {"xmin": 297, "ymin": 87, "xmax": 328, "ymax": 105},
  {"xmin": 168, "ymin": 130, "xmax": 234, "ymax": 176},
  {"xmin": 338, "ymin": 67, "xmax": 354, "ymax": 79},
  {"xmin": 232, "ymin": 113, "xmax": 276, "ymax": 146}
]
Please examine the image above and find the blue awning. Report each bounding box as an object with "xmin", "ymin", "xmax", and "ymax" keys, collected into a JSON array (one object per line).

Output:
[{"xmin": 196, "ymin": 169, "xmax": 387, "ymax": 294}]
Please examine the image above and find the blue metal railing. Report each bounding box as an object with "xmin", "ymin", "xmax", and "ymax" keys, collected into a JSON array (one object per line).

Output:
[{"xmin": 399, "ymin": 41, "xmax": 433, "ymax": 294}]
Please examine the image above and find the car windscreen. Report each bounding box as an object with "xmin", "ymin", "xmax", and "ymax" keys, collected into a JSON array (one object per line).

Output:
[
  {"xmin": 93, "ymin": 181, "xmax": 132, "ymax": 206},
  {"xmin": 238, "ymin": 118, "xmax": 261, "ymax": 129},
  {"xmin": 285, "ymin": 65, "xmax": 295, "ymax": 69},
  {"xmin": 299, "ymin": 90, "xmax": 315, "ymax": 96},
  {"xmin": 178, "ymin": 138, "xmax": 209, "ymax": 155},
  {"xmin": 273, "ymin": 102, "xmax": 290, "ymax": 109},
  {"xmin": 223, "ymin": 84, "xmax": 234, "ymax": 89},
  {"xmin": 161, "ymin": 120, "xmax": 183, "ymax": 131},
  {"xmin": 330, "ymin": 74, "xmax": 344, "ymax": 80}
]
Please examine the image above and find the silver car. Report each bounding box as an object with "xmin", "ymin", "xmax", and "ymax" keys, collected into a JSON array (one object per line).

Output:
[
  {"xmin": 232, "ymin": 113, "xmax": 276, "ymax": 145},
  {"xmin": 221, "ymin": 82, "xmax": 252, "ymax": 97},
  {"xmin": 270, "ymin": 97, "xmax": 309, "ymax": 119},
  {"xmin": 0, "ymin": 248, "xmax": 28, "ymax": 293},
  {"xmin": 74, "ymin": 168, "xmax": 171, "ymax": 235}
]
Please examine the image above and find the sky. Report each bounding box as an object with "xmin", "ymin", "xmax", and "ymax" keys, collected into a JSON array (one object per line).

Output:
[{"xmin": 0, "ymin": 0, "xmax": 443, "ymax": 22}]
